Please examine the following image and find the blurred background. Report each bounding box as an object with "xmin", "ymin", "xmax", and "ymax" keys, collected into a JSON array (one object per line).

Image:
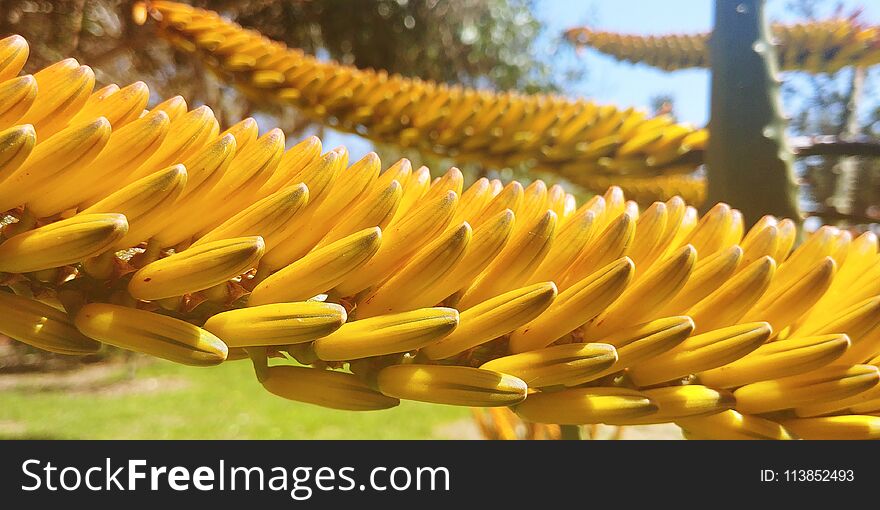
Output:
[{"xmin": 0, "ymin": 0, "xmax": 878, "ymax": 439}]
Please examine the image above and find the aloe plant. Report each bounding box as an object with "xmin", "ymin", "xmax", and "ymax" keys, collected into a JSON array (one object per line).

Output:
[{"xmin": 706, "ymin": 0, "xmax": 800, "ymax": 226}]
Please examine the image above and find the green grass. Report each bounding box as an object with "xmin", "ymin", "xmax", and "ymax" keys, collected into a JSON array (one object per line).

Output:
[{"xmin": 0, "ymin": 359, "xmax": 473, "ymax": 439}]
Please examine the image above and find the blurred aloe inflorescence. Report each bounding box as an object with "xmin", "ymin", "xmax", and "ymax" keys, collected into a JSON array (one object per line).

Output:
[
  {"xmin": 565, "ymin": 17, "xmax": 880, "ymax": 74},
  {"xmin": 136, "ymin": 1, "xmax": 707, "ymax": 197},
  {"xmin": 1, "ymin": 10, "xmax": 880, "ymax": 440}
]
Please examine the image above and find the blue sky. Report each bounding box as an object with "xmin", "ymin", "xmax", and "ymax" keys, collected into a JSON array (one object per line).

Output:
[
  {"xmin": 536, "ymin": 0, "xmax": 880, "ymax": 127},
  {"xmin": 536, "ymin": 0, "xmax": 712, "ymax": 126},
  {"xmin": 323, "ymin": 0, "xmax": 880, "ymax": 160}
]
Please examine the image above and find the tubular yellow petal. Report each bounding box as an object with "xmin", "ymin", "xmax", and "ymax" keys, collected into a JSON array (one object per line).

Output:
[
  {"xmin": 422, "ymin": 282, "xmax": 557, "ymax": 360},
  {"xmin": 203, "ymin": 301, "xmax": 346, "ymax": 348},
  {"xmin": 315, "ymin": 180, "xmax": 401, "ymax": 249},
  {"xmin": 0, "ymin": 291, "xmax": 100, "ymax": 355},
  {"xmin": 257, "ymin": 135, "xmax": 323, "ymax": 194},
  {"xmin": 471, "ymin": 181, "xmax": 523, "ymax": 228},
  {"xmin": 458, "ymin": 210, "xmax": 557, "ymax": 308},
  {"xmin": 526, "ymin": 207, "xmax": 596, "ymax": 284},
  {"xmin": 780, "ymin": 415, "xmax": 880, "ymax": 440},
  {"xmin": 741, "ymin": 215, "xmax": 777, "ymax": 245},
  {"xmin": 127, "ymin": 105, "xmax": 219, "ymax": 182},
  {"xmin": 377, "ymin": 364, "xmax": 528, "ymax": 407},
  {"xmin": 581, "ymin": 244, "xmax": 696, "ymax": 342},
  {"xmin": 0, "ymin": 76, "xmax": 37, "ymax": 129},
  {"xmin": 726, "ymin": 209, "xmax": 744, "ymax": 246},
  {"xmin": 509, "ymin": 257, "xmax": 633, "ymax": 353},
  {"xmin": 150, "ymin": 95, "xmax": 188, "ymax": 121},
  {"xmin": 74, "ymin": 303, "xmax": 227, "ymax": 366},
  {"xmin": 261, "ymin": 366, "xmax": 399, "ymax": 411},
  {"xmin": 598, "ymin": 186, "xmax": 626, "ymax": 228},
  {"xmin": 829, "ymin": 228, "xmax": 852, "ymax": 267},
  {"xmin": 698, "ymin": 334, "xmax": 851, "ymax": 388},
  {"xmin": 515, "ymin": 387, "xmax": 657, "ymax": 425},
  {"xmin": 69, "ymin": 81, "xmax": 150, "ymax": 128},
  {"xmin": 250, "ymin": 227, "xmax": 382, "ymax": 305},
  {"xmin": 150, "ymin": 134, "xmax": 238, "ymax": 247},
  {"xmin": 666, "ymin": 205, "xmax": 698, "ymax": 255},
  {"xmin": 91, "ymin": 79, "xmax": 125, "ymax": 107},
  {"xmin": 676, "ymin": 410, "xmax": 795, "ymax": 440},
  {"xmin": 680, "ymin": 202, "xmax": 733, "ymax": 257},
  {"xmin": 792, "ymin": 296, "xmax": 880, "ymax": 366},
  {"xmin": 334, "ymin": 191, "xmax": 458, "ymax": 296},
  {"xmin": 583, "ymin": 316, "xmax": 695, "ymax": 383},
  {"xmin": 422, "ymin": 209, "xmax": 516, "ymax": 306},
  {"xmin": 733, "ymin": 364, "xmax": 880, "ymax": 414},
  {"xmin": 254, "ymin": 151, "xmax": 347, "ymax": 270},
  {"xmin": 0, "ymin": 118, "xmax": 112, "ymax": 213},
  {"xmin": 657, "ymin": 195, "xmax": 686, "ymax": 250},
  {"xmin": 628, "ymin": 322, "xmax": 772, "ymax": 387},
  {"xmin": 739, "ymin": 256, "xmax": 836, "ymax": 334},
  {"xmin": 33, "ymin": 120, "xmax": 178, "ymax": 219},
  {"xmin": 193, "ymin": 183, "xmax": 309, "ymax": 250},
  {"xmin": 622, "ymin": 385, "xmax": 736, "ymax": 425},
  {"xmin": 657, "ymin": 245, "xmax": 742, "ymax": 315},
  {"xmin": 267, "ymin": 151, "xmax": 379, "ymax": 260},
  {"xmin": 737, "ymin": 225, "xmax": 779, "ymax": 275},
  {"xmin": 80, "ymin": 165, "xmax": 188, "ymax": 249},
  {"xmin": 480, "ymin": 342, "xmax": 618, "ymax": 387},
  {"xmin": 831, "ymin": 231, "xmax": 877, "ymax": 291},
  {"xmin": 20, "ymin": 60, "xmax": 95, "ymax": 137},
  {"xmin": 793, "ymin": 377, "xmax": 880, "ymax": 417},
  {"xmin": 422, "ymin": 167, "xmax": 464, "ymax": 204},
  {"xmin": 314, "ymin": 307, "xmax": 459, "ymax": 361},
  {"xmin": 796, "ymin": 232, "xmax": 879, "ymax": 330},
  {"xmin": 687, "ymin": 256, "xmax": 776, "ymax": 334},
  {"xmin": 76, "ymin": 110, "xmax": 172, "ymax": 208},
  {"xmin": 357, "ymin": 223, "xmax": 472, "ymax": 317},
  {"xmin": 191, "ymin": 128, "xmax": 286, "ymax": 234},
  {"xmin": 0, "ymin": 213, "xmax": 128, "ymax": 273},
  {"xmin": 559, "ymin": 211, "xmax": 634, "ymax": 291},
  {"xmin": 373, "ymin": 158, "xmax": 412, "ymax": 192},
  {"xmin": 774, "ymin": 218, "xmax": 797, "ymax": 261},
  {"xmin": 0, "ymin": 124, "xmax": 36, "ymax": 183},
  {"xmin": 627, "ymin": 201, "xmax": 667, "ymax": 272},
  {"xmin": 0, "ymin": 34, "xmax": 29, "ymax": 81},
  {"xmin": 516, "ymin": 179, "xmax": 549, "ymax": 227},
  {"xmin": 450, "ymin": 177, "xmax": 492, "ymax": 226},
  {"xmin": 219, "ymin": 117, "xmax": 259, "ymax": 149},
  {"xmin": 775, "ymin": 226, "xmax": 837, "ymax": 286},
  {"xmin": 128, "ymin": 236, "xmax": 265, "ymax": 301}
]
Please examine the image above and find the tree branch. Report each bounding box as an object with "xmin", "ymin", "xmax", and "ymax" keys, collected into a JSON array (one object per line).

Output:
[
  {"xmin": 804, "ymin": 207, "xmax": 880, "ymax": 224},
  {"xmin": 791, "ymin": 135, "xmax": 880, "ymax": 157}
]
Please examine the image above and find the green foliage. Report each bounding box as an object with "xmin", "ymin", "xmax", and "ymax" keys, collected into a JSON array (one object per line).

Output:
[
  {"xmin": 0, "ymin": 359, "xmax": 471, "ymax": 439},
  {"xmin": 214, "ymin": 0, "xmax": 562, "ymax": 93}
]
